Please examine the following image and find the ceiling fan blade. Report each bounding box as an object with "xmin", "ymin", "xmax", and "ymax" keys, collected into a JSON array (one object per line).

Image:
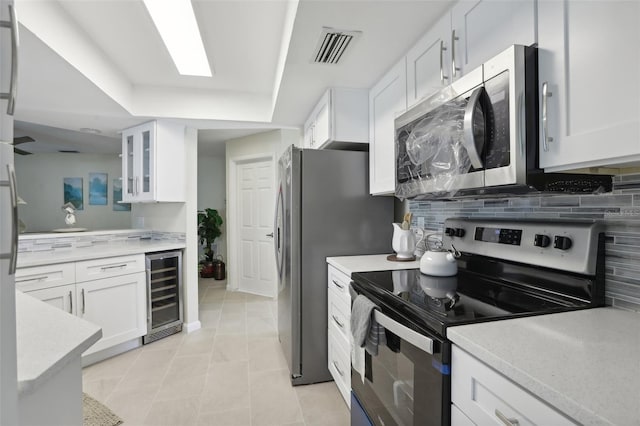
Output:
[
  {"xmin": 13, "ymin": 136, "xmax": 35, "ymax": 145},
  {"xmin": 14, "ymin": 147, "xmax": 32, "ymax": 155}
]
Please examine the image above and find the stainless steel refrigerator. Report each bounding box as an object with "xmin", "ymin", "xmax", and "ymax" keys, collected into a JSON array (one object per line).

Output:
[
  {"xmin": 0, "ymin": 0, "xmax": 19, "ymax": 422},
  {"xmin": 275, "ymin": 145, "xmax": 393, "ymax": 385}
]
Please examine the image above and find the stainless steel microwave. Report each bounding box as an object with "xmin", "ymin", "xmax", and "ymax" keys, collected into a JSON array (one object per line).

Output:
[{"xmin": 394, "ymin": 45, "xmax": 611, "ymax": 199}]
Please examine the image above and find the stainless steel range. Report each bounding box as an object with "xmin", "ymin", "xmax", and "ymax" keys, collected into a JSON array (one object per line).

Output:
[{"xmin": 350, "ymin": 218, "xmax": 605, "ymax": 426}]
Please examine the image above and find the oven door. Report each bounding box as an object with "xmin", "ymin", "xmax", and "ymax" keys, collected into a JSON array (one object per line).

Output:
[
  {"xmin": 351, "ymin": 308, "xmax": 450, "ymax": 426},
  {"xmin": 394, "ymin": 67, "xmax": 491, "ymax": 199}
]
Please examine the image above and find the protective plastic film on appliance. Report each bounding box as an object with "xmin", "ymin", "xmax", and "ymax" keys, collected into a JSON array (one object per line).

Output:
[{"xmin": 396, "ymin": 88, "xmax": 473, "ymax": 200}]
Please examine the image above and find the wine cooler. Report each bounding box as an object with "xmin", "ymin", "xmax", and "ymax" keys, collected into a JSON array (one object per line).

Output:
[{"xmin": 143, "ymin": 251, "xmax": 183, "ymax": 344}]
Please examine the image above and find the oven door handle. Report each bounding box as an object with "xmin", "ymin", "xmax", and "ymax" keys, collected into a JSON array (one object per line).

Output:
[
  {"xmin": 462, "ymin": 86, "xmax": 486, "ymax": 170},
  {"xmin": 374, "ymin": 310, "xmax": 434, "ymax": 354}
]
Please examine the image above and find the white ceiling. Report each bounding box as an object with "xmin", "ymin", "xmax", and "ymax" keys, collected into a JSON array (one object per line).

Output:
[{"xmin": 13, "ymin": 0, "xmax": 452, "ymax": 154}]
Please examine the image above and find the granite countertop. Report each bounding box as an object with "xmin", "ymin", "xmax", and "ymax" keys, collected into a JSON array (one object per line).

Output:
[
  {"xmin": 326, "ymin": 254, "xmax": 420, "ymax": 276},
  {"xmin": 448, "ymin": 307, "xmax": 640, "ymax": 426},
  {"xmin": 16, "ymin": 291, "xmax": 102, "ymax": 396},
  {"xmin": 17, "ymin": 240, "xmax": 185, "ymax": 268}
]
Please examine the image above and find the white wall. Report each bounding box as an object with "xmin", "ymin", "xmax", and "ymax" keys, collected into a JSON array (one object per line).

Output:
[
  {"xmin": 14, "ymin": 153, "xmax": 131, "ymax": 232},
  {"xmin": 197, "ymin": 155, "xmax": 226, "ymax": 261},
  {"xmin": 225, "ymin": 129, "xmax": 300, "ymax": 291}
]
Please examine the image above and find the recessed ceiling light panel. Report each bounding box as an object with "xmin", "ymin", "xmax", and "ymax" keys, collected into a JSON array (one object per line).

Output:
[{"xmin": 143, "ymin": 0, "xmax": 212, "ymax": 77}]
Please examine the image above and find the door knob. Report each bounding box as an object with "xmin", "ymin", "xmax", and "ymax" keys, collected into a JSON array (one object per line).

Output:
[{"xmin": 266, "ymin": 232, "xmax": 274, "ymax": 238}]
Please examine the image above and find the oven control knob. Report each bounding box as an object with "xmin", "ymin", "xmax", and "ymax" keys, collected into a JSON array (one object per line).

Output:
[
  {"xmin": 554, "ymin": 235, "xmax": 573, "ymax": 250},
  {"xmin": 454, "ymin": 228, "xmax": 466, "ymax": 238},
  {"xmin": 534, "ymin": 234, "xmax": 551, "ymax": 248},
  {"xmin": 445, "ymin": 227, "xmax": 456, "ymax": 237}
]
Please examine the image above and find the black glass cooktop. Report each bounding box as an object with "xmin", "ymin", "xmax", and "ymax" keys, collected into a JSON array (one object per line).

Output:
[{"xmin": 351, "ymin": 259, "xmax": 599, "ymax": 338}]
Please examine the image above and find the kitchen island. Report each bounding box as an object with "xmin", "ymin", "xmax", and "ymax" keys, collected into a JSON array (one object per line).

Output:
[
  {"xmin": 16, "ymin": 290, "xmax": 101, "ymax": 425},
  {"xmin": 448, "ymin": 307, "xmax": 640, "ymax": 426}
]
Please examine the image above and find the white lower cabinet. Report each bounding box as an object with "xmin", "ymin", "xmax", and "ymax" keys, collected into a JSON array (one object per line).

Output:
[
  {"xmin": 26, "ymin": 284, "xmax": 76, "ymax": 315},
  {"xmin": 452, "ymin": 345, "xmax": 577, "ymax": 425},
  {"xmin": 19, "ymin": 254, "xmax": 148, "ymax": 357},
  {"xmin": 77, "ymin": 272, "xmax": 146, "ymax": 356},
  {"xmin": 327, "ymin": 264, "xmax": 352, "ymax": 407}
]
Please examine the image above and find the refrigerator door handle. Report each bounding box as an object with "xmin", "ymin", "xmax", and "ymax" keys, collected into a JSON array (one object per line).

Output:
[{"xmin": 7, "ymin": 164, "xmax": 18, "ymax": 275}]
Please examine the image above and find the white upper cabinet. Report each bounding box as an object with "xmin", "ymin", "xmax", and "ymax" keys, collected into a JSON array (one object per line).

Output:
[
  {"xmin": 369, "ymin": 59, "xmax": 407, "ymax": 195},
  {"xmin": 121, "ymin": 120, "xmax": 186, "ymax": 203},
  {"xmin": 303, "ymin": 88, "xmax": 369, "ymax": 150},
  {"xmin": 538, "ymin": 0, "xmax": 640, "ymax": 172},
  {"xmin": 451, "ymin": 0, "xmax": 536, "ymax": 79},
  {"xmin": 406, "ymin": 14, "xmax": 452, "ymax": 108}
]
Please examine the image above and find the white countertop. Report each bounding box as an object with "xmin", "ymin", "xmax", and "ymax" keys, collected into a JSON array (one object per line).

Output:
[
  {"xmin": 17, "ymin": 240, "xmax": 185, "ymax": 268},
  {"xmin": 16, "ymin": 291, "xmax": 102, "ymax": 396},
  {"xmin": 326, "ymin": 254, "xmax": 420, "ymax": 276},
  {"xmin": 448, "ymin": 307, "xmax": 640, "ymax": 426}
]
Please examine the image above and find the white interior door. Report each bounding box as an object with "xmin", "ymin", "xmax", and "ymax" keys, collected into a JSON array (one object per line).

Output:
[{"xmin": 237, "ymin": 159, "xmax": 276, "ymax": 297}]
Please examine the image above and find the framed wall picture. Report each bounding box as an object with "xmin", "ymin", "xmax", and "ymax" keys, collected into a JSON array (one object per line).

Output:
[
  {"xmin": 112, "ymin": 178, "xmax": 131, "ymax": 211},
  {"xmin": 89, "ymin": 172, "xmax": 108, "ymax": 205},
  {"xmin": 63, "ymin": 177, "xmax": 83, "ymax": 210}
]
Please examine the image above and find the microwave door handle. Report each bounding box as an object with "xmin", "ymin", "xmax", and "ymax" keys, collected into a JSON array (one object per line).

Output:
[{"xmin": 462, "ymin": 87, "xmax": 485, "ymax": 169}]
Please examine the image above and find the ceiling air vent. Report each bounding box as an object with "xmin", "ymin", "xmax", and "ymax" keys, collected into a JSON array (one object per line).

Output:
[{"xmin": 312, "ymin": 27, "xmax": 361, "ymax": 64}]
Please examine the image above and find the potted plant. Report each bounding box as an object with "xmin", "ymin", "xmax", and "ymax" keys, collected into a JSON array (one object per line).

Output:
[{"xmin": 198, "ymin": 208, "xmax": 223, "ymax": 278}]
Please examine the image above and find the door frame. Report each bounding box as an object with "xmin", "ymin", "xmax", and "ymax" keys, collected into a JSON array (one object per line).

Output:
[{"xmin": 227, "ymin": 152, "xmax": 278, "ymax": 296}]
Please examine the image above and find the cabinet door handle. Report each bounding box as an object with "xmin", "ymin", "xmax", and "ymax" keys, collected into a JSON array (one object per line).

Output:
[
  {"xmin": 134, "ymin": 176, "xmax": 139, "ymax": 195},
  {"xmin": 0, "ymin": 4, "xmax": 19, "ymax": 115},
  {"xmin": 439, "ymin": 40, "xmax": 448, "ymax": 84},
  {"xmin": 333, "ymin": 360, "xmax": 344, "ymax": 377},
  {"xmin": 68, "ymin": 291, "xmax": 73, "ymax": 314},
  {"xmin": 332, "ymin": 280, "xmax": 344, "ymax": 290},
  {"xmin": 451, "ymin": 29, "xmax": 460, "ymax": 79},
  {"xmin": 332, "ymin": 314, "xmax": 344, "ymax": 329},
  {"xmin": 541, "ymin": 81, "xmax": 553, "ymax": 152},
  {"xmin": 495, "ymin": 409, "xmax": 519, "ymax": 426},
  {"xmin": 81, "ymin": 289, "xmax": 85, "ymax": 315}
]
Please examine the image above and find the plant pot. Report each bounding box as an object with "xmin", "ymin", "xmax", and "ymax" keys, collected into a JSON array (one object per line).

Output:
[
  {"xmin": 212, "ymin": 259, "xmax": 226, "ymax": 280},
  {"xmin": 200, "ymin": 262, "xmax": 215, "ymax": 278}
]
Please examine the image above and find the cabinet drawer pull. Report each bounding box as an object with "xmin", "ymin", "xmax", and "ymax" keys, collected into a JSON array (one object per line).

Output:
[
  {"xmin": 16, "ymin": 275, "xmax": 48, "ymax": 283},
  {"xmin": 495, "ymin": 409, "xmax": 519, "ymax": 426},
  {"xmin": 100, "ymin": 263, "xmax": 128, "ymax": 271},
  {"xmin": 541, "ymin": 81, "xmax": 553, "ymax": 152},
  {"xmin": 333, "ymin": 361, "xmax": 344, "ymax": 377},
  {"xmin": 68, "ymin": 291, "xmax": 73, "ymax": 314},
  {"xmin": 332, "ymin": 314, "xmax": 344, "ymax": 329},
  {"xmin": 332, "ymin": 280, "xmax": 344, "ymax": 290},
  {"xmin": 81, "ymin": 289, "xmax": 85, "ymax": 315}
]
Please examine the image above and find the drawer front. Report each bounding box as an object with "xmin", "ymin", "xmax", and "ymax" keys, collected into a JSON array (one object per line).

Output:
[
  {"xmin": 328, "ymin": 329, "xmax": 351, "ymax": 408},
  {"xmin": 15, "ymin": 263, "xmax": 76, "ymax": 292},
  {"xmin": 452, "ymin": 346, "xmax": 577, "ymax": 425},
  {"xmin": 328, "ymin": 294, "xmax": 351, "ymax": 343},
  {"xmin": 328, "ymin": 265, "xmax": 351, "ymax": 306},
  {"xmin": 76, "ymin": 254, "xmax": 145, "ymax": 282}
]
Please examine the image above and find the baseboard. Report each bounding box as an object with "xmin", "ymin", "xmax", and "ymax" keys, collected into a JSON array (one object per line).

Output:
[
  {"xmin": 81, "ymin": 339, "xmax": 142, "ymax": 367},
  {"xmin": 183, "ymin": 320, "xmax": 202, "ymax": 333}
]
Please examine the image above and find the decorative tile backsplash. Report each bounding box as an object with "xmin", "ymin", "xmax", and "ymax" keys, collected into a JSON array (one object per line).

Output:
[
  {"xmin": 408, "ymin": 173, "xmax": 640, "ymax": 312},
  {"xmin": 18, "ymin": 230, "xmax": 186, "ymax": 253}
]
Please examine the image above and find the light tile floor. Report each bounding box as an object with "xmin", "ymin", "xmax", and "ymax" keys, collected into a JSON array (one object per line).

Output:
[{"xmin": 82, "ymin": 278, "xmax": 349, "ymax": 426}]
